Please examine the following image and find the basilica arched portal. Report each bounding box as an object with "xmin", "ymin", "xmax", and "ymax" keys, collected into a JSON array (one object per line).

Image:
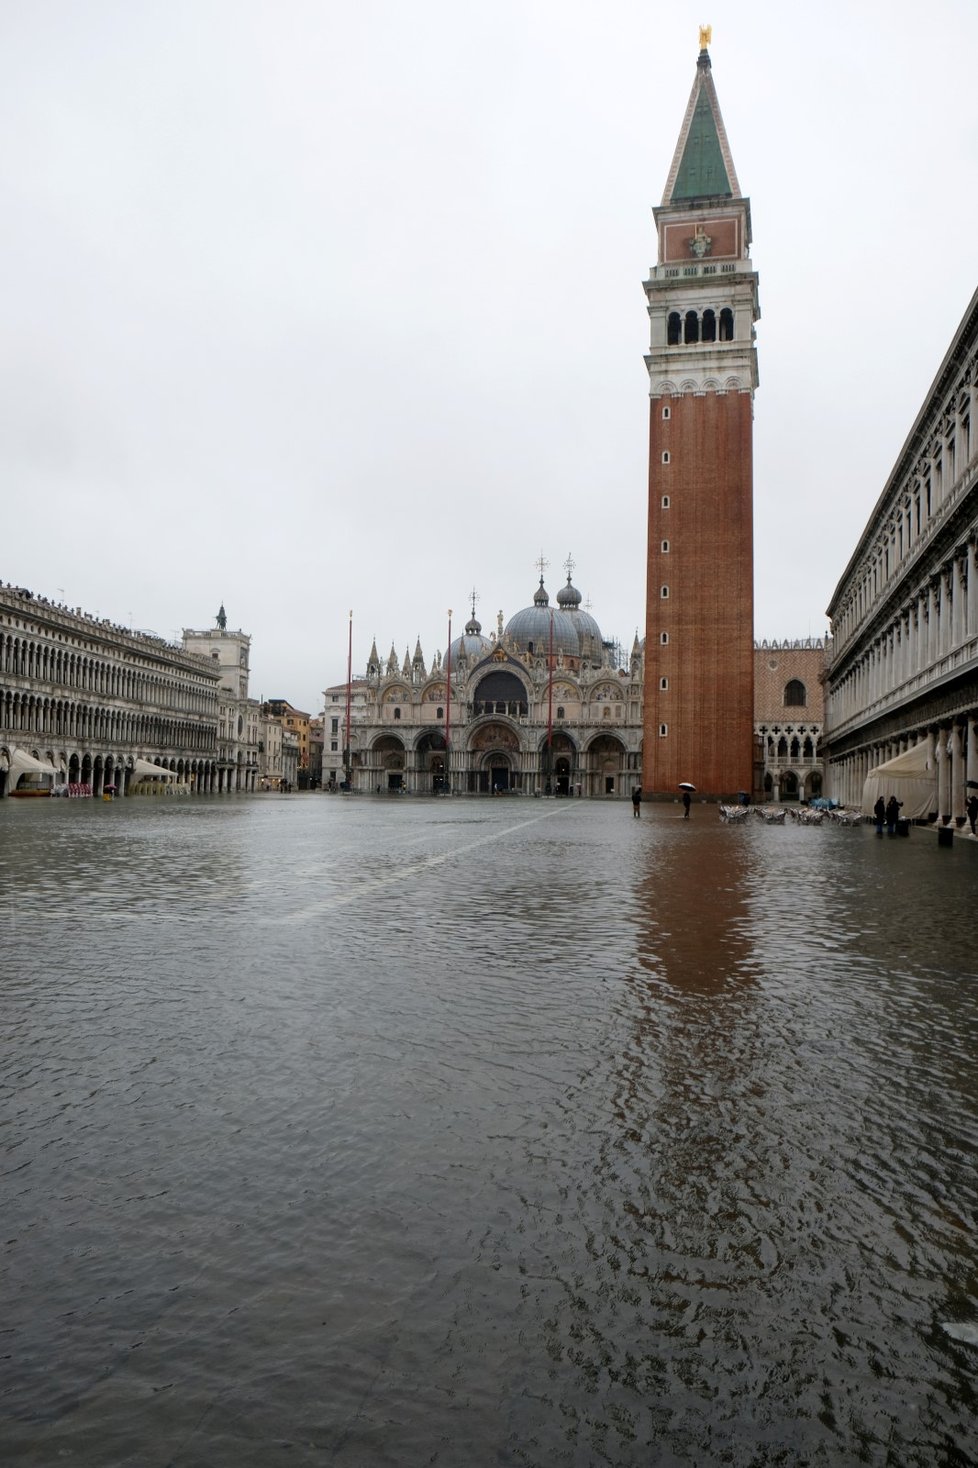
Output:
[
  {"xmin": 415, "ymin": 730, "xmax": 448, "ymax": 793},
  {"xmin": 586, "ymin": 733, "xmax": 627, "ymax": 797},
  {"xmin": 371, "ymin": 733, "xmax": 406, "ymax": 791},
  {"xmin": 471, "ymin": 668, "xmax": 529, "ymax": 721},
  {"xmin": 467, "ymin": 720, "xmax": 521, "ymax": 794},
  {"xmin": 539, "ymin": 729, "xmax": 577, "ymax": 795}
]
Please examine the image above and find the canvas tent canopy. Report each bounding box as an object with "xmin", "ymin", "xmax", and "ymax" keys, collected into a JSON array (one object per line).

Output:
[
  {"xmin": 2, "ymin": 748, "xmax": 60, "ymax": 782},
  {"xmin": 862, "ymin": 741, "xmax": 936, "ymax": 821},
  {"xmin": 130, "ymin": 758, "xmax": 178, "ymax": 780}
]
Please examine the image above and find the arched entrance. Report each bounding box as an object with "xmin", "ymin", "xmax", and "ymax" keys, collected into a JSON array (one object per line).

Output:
[
  {"xmin": 416, "ymin": 731, "xmax": 448, "ymax": 793},
  {"xmin": 471, "ymin": 668, "xmax": 529, "ymax": 720},
  {"xmin": 372, "ymin": 734, "xmax": 406, "ymax": 792},
  {"xmin": 467, "ymin": 720, "xmax": 521, "ymax": 794},
  {"xmin": 586, "ymin": 733, "xmax": 627, "ymax": 797},
  {"xmin": 539, "ymin": 730, "xmax": 577, "ymax": 795}
]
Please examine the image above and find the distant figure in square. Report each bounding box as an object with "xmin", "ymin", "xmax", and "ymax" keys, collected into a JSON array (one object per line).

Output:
[
  {"xmin": 967, "ymin": 794, "xmax": 978, "ymax": 835},
  {"xmin": 631, "ymin": 787, "xmax": 642, "ymax": 818},
  {"xmin": 885, "ymin": 795, "xmax": 901, "ymax": 835},
  {"xmin": 873, "ymin": 795, "xmax": 886, "ymax": 836},
  {"xmin": 682, "ymin": 790, "xmax": 691, "ymax": 820}
]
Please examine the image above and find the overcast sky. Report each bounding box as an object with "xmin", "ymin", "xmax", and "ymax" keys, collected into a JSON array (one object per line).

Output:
[{"xmin": 3, "ymin": 1, "xmax": 977, "ymax": 713}]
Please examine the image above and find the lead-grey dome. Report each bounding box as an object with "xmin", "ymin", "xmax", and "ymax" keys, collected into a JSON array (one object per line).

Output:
[
  {"xmin": 445, "ymin": 612, "xmax": 492, "ymax": 670},
  {"xmin": 504, "ymin": 579, "xmax": 580, "ymax": 660}
]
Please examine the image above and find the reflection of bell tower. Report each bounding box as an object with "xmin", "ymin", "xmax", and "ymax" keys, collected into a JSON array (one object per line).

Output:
[{"xmin": 642, "ymin": 31, "xmax": 759, "ymax": 798}]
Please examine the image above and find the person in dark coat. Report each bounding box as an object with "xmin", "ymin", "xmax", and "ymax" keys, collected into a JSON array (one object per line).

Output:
[
  {"xmin": 885, "ymin": 795, "xmax": 901, "ymax": 835},
  {"xmin": 631, "ymin": 786, "xmax": 642, "ymax": 818},
  {"xmin": 682, "ymin": 790, "xmax": 692, "ymax": 820},
  {"xmin": 873, "ymin": 795, "xmax": 886, "ymax": 836},
  {"xmin": 967, "ymin": 794, "xmax": 978, "ymax": 836}
]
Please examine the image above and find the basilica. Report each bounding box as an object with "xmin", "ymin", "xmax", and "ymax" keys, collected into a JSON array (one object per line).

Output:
[{"xmin": 322, "ymin": 565, "xmax": 644, "ymax": 798}]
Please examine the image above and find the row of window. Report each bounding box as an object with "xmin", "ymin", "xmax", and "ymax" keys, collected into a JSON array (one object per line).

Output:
[
  {"xmin": 666, "ymin": 308, "xmax": 735, "ymax": 345},
  {"xmin": 392, "ymin": 706, "xmax": 445, "ymax": 720},
  {"xmin": 0, "ymin": 689, "xmax": 216, "ymax": 750},
  {"xmin": 834, "ymin": 374, "xmax": 974, "ymax": 645},
  {"xmin": 0, "ymin": 635, "xmax": 215, "ymax": 712}
]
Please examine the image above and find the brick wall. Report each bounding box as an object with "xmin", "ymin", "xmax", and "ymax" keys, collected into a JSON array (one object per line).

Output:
[
  {"xmin": 754, "ymin": 646, "xmax": 825, "ymax": 722},
  {"xmin": 642, "ymin": 390, "xmax": 754, "ymax": 796}
]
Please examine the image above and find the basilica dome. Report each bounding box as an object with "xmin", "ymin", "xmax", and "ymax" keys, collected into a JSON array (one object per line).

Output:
[
  {"xmin": 504, "ymin": 579, "xmax": 580, "ymax": 660},
  {"xmin": 445, "ymin": 612, "xmax": 492, "ymax": 670},
  {"xmin": 556, "ymin": 575, "xmax": 603, "ymax": 652}
]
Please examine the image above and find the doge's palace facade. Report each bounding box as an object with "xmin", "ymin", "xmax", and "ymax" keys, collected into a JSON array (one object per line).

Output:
[{"xmin": 0, "ymin": 584, "xmax": 221, "ymax": 796}]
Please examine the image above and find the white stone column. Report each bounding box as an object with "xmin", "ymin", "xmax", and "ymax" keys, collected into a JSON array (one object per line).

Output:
[
  {"xmin": 941, "ymin": 568, "xmax": 954, "ymax": 659},
  {"xmin": 951, "ymin": 723, "xmax": 966, "ymax": 824},
  {"xmin": 937, "ymin": 725, "xmax": 950, "ymax": 822},
  {"xmin": 967, "ymin": 718, "xmax": 978, "ymax": 796},
  {"xmin": 968, "ymin": 542, "xmax": 978, "ymax": 641},
  {"xmin": 928, "ymin": 583, "xmax": 939, "ymax": 666},
  {"xmin": 955, "ymin": 556, "xmax": 968, "ymax": 646}
]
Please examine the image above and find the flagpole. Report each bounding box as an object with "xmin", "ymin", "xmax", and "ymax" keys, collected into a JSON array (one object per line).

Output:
[
  {"xmin": 546, "ymin": 606, "xmax": 554, "ymax": 794},
  {"xmin": 444, "ymin": 609, "xmax": 452, "ymax": 795},
  {"xmin": 344, "ymin": 610, "xmax": 353, "ymax": 790}
]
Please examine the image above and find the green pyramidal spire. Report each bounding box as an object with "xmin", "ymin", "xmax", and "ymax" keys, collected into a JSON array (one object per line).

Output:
[
  {"xmin": 673, "ymin": 90, "xmax": 731, "ymax": 199},
  {"xmin": 662, "ymin": 42, "xmax": 741, "ymax": 205}
]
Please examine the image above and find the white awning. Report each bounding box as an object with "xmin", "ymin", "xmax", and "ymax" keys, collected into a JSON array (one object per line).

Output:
[
  {"xmin": 131, "ymin": 758, "xmax": 179, "ymax": 780},
  {"xmin": 5, "ymin": 748, "xmax": 58, "ymax": 778},
  {"xmin": 862, "ymin": 740, "xmax": 936, "ymax": 820}
]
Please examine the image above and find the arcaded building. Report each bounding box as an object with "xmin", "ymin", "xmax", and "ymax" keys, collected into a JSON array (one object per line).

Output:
[
  {"xmin": 823, "ymin": 288, "xmax": 978, "ymax": 818},
  {"xmin": 642, "ymin": 33, "xmax": 759, "ymax": 799},
  {"xmin": 0, "ymin": 583, "xmax": 221, "ymax": 796}
]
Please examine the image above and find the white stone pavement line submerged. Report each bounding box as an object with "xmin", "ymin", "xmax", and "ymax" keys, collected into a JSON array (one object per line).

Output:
[{"xmin": 263, "ymin": 805, "xmax": 575, "ymax": 926}]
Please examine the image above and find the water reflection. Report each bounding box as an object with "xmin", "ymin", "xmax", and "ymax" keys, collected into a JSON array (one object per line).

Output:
[
  {"xmin": 631, "ymin": 822, "xmax": 758, "ymax": 997},
  {"xmin": 4, "ymin": 798, "xmax": 978, "ymax": 1465}
]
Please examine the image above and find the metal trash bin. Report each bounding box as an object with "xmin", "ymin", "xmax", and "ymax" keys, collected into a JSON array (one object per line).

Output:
[
  {"xmin": 896, "ymin": 819, "xmax": 911, "ymax": 837},
  {"xmin": 937, "ymin": 826, "xmax": 954, "ymax": 848}
]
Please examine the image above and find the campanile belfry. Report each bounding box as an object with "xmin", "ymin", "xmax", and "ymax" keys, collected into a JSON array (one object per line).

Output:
[{"xmin": 642, "ymin": 32, "xmax": 759, "ymax": 799}]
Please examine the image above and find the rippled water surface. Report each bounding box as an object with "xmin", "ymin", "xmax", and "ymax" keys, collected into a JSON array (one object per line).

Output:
[{"xmin": 3, "ymin": 794, "xmax": 978, "ymax": 1466}]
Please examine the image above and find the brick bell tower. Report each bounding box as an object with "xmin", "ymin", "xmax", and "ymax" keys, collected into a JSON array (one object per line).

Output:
[{"xmin": 641, "ymin": 30, "xmax": 759, "ymax": 800}]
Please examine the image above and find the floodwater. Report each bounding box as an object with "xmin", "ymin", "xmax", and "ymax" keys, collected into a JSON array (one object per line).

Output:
[{"xmin": 3, "ymin": 794, "xmax": 978, "ymax": 1467}]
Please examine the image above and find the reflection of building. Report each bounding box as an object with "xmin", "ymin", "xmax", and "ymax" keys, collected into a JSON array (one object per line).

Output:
[
  {"xmin": 1, "ymin": 582, "xmax": 220, "ymax": 797},
  {"xmin": 328, "ymin": 574, "xmax": 643, "ymax": 797},
  {"xmin": 182, "ymin": 607, "xmax": 260, "ymax": 793},
  {"xmin": 754, "ymin": 640, "xmax": 825, "ymax": 802},
  {"xmin": 823, "ymin": 289, "xmax": 978, "ymax": 818},
  {"xmin": 642, "ymin": 38, "xmax": 759, "ymax": 799}
]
